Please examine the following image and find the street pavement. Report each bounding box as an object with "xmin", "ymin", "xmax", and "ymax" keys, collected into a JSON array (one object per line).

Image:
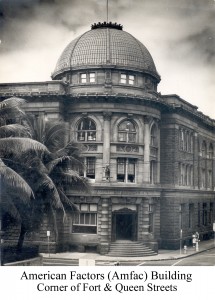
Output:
[{"xmin": 41, "ymin": 238, "xmax": 215, "ymax": 266}]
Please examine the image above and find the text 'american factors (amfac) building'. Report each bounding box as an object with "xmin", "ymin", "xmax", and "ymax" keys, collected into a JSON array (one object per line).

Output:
[{"xmin": 1, "ymin": 22, "xmax": 215, "ymax": 255}]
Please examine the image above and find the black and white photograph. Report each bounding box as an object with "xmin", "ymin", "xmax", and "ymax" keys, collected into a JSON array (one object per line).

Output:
[{"xmin": 0, "ymin": 0, "xmax": 215, "ymax": 298}]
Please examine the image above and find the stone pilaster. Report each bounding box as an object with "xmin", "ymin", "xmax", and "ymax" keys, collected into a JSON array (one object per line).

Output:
[
  {"xmin": 99, "ymin": 197, "xmax": 110, "ymax": 254},
  {"xmin": 102, "ymin": 112, "xmax": 112, "ymax": 180},
  {"xmin": 193, "ymin": 132, "xmax": 199, "ymax": 189},
  {"xmin": 143, "ymin": 116, "xmax": 151, "ymax": 183}
]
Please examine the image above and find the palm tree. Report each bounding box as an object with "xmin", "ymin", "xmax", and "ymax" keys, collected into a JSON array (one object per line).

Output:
[
  {"xmin": 0, "ymin": 97, "xmax": 51, "ymax": 259},
  {"xmin": 27, "ymin": 114, "xmax": 88, "ymax": 217},
  {"xmin": 0, "ymin": 97, "xmax": 88, "ymax": 258}
]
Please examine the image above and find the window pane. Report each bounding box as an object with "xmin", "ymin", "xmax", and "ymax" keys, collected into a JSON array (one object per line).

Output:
[
  {"xmin": 128, "ymin": 161, "xmax": 135, "ymax": 175},
  {"xmin": 117, "ymin": 158, "xmax": 125, "ymax": 174},
  {"xmin": 80, "ymin": 214, "xmax": 85, "ymax": 224},
  {"xmin": 81, "ymin": 204, "xmax": 88, "ymax": 211},
  {"xmin": 90, "ymin": 204, "xmax": 97, "ymax": 212},
  {"xmin": 90, "ymin": 213, "xmax": 96, "ymax": 225},
  {"xmin": 87, "ymin": 157, "xmax": 95, "ymax": 178},
  {"xmin": 74, "ymin": 214, "xmax": 79, "ymax": 224},
  {"xmin": 85, "ymin": 214, "xmax": 90, "ymax": 224},
  {"xmin": 89, "ymin": 73, "xmax": 95, "ymax": 83},
  {"xmin": 128, "ymin": 75, "xmax": 134, "ymax": 85},
  {"xmin": 128, "ymin": 133, "xmax": 136, "ymax": 142},
  {"xmin": 118, "ymin": 132, "xmax": 126, "ymax": 142},
  {"xmin": 81, "ymin": 73, "xmax": 87, "ymax": 83},
  {"xmin": 87, "ymin": 131, "xmax": 96, "ymax": 141},
  {"xmin": 120, "ymin": 74, "xmax": 126, "ymax": 84},
  {"xmin": 77, "ymin": 131, "xmax": 85, "ymax": 141}
]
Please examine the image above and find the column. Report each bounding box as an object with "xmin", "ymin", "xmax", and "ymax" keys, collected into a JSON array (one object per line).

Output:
[
  {"xmin": 143, "ymin": 116, "xmax": 151, "ymax": 183},
  {"xmin": 99, "ymin": 197, "xmax": 110, "ymax": 254},
  {"xmin": 193, "ymin": 132, "xmax": 199, "ymax": 189},
  {"xmin": 102, "ymin": 112, "xmax": 112, "ymax": 180}
]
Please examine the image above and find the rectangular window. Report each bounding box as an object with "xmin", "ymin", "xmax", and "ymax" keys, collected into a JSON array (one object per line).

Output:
[
  {"xmin": 150, "ymin": 160, "xmax": 157, "ymax": 184},
  {"xmin": 117, "ymin": 158, "xmax": 126, "ymax": 182},
  {"xmin": 179, "ymin": 204, "xmax": 185, "ymax": 229},
  {"xmin": 179, "ymin": 164, "xmax": 185, "ymax": 186},
  {"xmin": 149, "ymin": 205, "xmax": 154, "ymax": 233},
  {"xmin": 202, "ymin": 203, "xmax": 207, "ymax": 226},
  {"xmin": 198, "ymin": 203, "xmax": 201, "ymax": 226},
  {"xmin": 128, "ymin": 75, "xmax": 135, "ymax": 85},
  {"xmin": 72, "ymin": 204, "xmax": 97, "ymax": 234},
  {"xmin": 80, "ymin": 73, "xmax": 87, "ymax": 83},
  {"xmin": 117, "ymin": 158, "xmax": 136, "ymax": 183},
  {"xmin": 201, "ymin": 168, "xmax": 206, "ymax": 188},
  {"xmin": 86, "ymin": 157, "xmax": 95, "ymax": 179},
  {"xmin": 209, "ymin": 203, "xmax": 214, "ymax": 224},
  {"xmin": 127, "ymin": 159, "xmax": 135, "ymax": 182},
  {"xmin": 120, "ymin": 74, "xmax": 127, "ymax": 84},
  {"xmin": 89, "ymin": 72, "xmax": 95, "ymax": 83},
  {"xmin": 208, "ymin": 170, "xmax": 212, "ymax": 189},
  {"xmin": 188, "ymin": 203, "xmax": 194, "ymax": 228}
]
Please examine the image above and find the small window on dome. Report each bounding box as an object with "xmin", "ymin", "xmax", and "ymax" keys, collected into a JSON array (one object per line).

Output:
[
  {"xmin": 128, "ymin": 75, "xmax": 135, "ymax": 85},
  {"xmin": 120, "ymin": 73, "xmax": 135, "ymax": 85},
  {"xmin": 120, "ymin": 74, "xmax": 127, "ymax": 84},
  {"xmin": 90, "ymin": 73, "xmax": 95, "ymax": 83},
  {"xmin": 80, "ymin": 73, "xmax": 87, "ymax": 83}
]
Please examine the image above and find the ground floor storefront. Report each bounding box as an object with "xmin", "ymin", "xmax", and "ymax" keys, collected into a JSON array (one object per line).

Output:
[{"xmin": 2, "ymin": 189, "xmax": 215, "ymax": 255}]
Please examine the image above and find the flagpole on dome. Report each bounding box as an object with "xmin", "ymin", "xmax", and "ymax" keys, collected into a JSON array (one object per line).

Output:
[{"xmin": 107, "ymin": 0, "xmax": 109, "ymax": 23}]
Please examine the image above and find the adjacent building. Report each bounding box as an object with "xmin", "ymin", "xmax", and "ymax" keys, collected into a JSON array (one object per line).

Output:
[{"xmin": 1, "ymin": 22, "xmax": 214, "ymax": 254}]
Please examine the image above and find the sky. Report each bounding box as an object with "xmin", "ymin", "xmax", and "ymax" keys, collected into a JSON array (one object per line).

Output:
[{"xmin": 0, "ymin": 0, "xmax": 215, "ymax": 118}]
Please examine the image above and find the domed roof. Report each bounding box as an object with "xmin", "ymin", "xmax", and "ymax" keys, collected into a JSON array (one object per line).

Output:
[{"xmin": 52, "ymin": 23, "xmax": 159, "ymax": 79}]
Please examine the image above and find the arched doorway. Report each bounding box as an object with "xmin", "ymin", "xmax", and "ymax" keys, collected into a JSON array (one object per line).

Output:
[{"xmin": 112, "ymin": 208, "xmax": 137, "ymax": 241}]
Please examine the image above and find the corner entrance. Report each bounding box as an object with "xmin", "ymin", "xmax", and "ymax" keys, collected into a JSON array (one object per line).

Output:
[{"xmin": 112, "ymin": 211, "xmax": 137, "ymax": 241}]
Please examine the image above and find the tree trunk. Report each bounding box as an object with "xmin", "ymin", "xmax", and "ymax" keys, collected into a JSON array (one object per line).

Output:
[{"xmin": 16, "ymin": 223, "xmax": 26, "ymax": 256}]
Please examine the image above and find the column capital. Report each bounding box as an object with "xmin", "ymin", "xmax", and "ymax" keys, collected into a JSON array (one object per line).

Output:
[
  {"xmin": 103, "ymin": 111, "xmax": 112, "ymax": 121},
  {"xmin": 143, "ymin": 115, "xmax": 152, "ymax": 124}
]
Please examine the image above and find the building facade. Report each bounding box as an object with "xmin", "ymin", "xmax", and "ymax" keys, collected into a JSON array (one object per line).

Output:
[{"xmin": 0, "ymin": 22, "xmax": 215, "ymax": 254}]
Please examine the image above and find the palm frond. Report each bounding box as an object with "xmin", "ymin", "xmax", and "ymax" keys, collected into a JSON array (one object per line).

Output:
[
  {"xmin": 46, "ymin": 156, "xmax": 76, "ymax": 173},
  {"xmin": 58, "ymin": 189, "xmax": 80, "ymax": 213},
  {"xmin": 0, "ymin": 124, "xmax": 32, "ymax": 138},
  {"xmin": 0, "ymin": 159, "xmax": 33, "ymax": 201},
  {"xmin": 0, "ymin": 97, "xmax": 26, "ymax": 121},
  {"xmin": 0, "ymin": 97, "xmax": 26, "ymax": 109},
  {"xmin": 40, "ymin": 174, "xmax": 64, "ymax": 210},
  {"xmin": 44, "ymin": 121, "xmax": 66, "ymax": 149},
  {"xmin": 0, "ymin": 137, "xmax": 49, "ymax": 157}
]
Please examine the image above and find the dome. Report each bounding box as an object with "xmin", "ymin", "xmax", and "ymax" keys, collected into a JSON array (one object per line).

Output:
[{"xmin": 52, "ymin": 22, "xmax": 159, "ymax": 79}]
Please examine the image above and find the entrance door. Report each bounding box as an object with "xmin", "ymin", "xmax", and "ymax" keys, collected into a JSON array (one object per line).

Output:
[{"xmin": 112, "ymin": 212, "xmax": 137, "ymax": 241}]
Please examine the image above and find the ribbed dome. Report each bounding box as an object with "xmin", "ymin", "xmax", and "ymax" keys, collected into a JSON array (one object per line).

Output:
[{"xmin": 52, "ymin": 24, "xmax": 159, "ymax": 79}]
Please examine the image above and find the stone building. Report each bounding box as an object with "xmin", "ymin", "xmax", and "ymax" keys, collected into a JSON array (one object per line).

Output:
[{"xmin": 0, "ymin": 22, "xmax": 215, "ymax": 254}]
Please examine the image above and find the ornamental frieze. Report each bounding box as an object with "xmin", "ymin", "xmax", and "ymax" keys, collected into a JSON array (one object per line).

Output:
[
  {"xmin": 116, "ymin": 145, "xmax": 139, "ymax": 153},
  {"xmin": 82, "ymin": 144, "xmax": 97, "ymax": 151}
]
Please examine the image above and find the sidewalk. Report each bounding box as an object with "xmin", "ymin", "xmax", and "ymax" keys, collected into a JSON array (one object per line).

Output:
[{"xmin": 42, "ymin": 238, "xmax": 215, "ymax": 263}]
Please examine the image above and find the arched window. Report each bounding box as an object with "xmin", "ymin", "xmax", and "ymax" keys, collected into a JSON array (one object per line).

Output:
[
  {"xmin": 150, "ymin": 124, "xmax": 157, "ymax": 147},
  {"xmin": 208, "ymin": 143, "xmax": 213, "ymax": 159},
  {"xmin": 118, "ymin": 120, "xmax": 136, "ymax": 143},
  {"xmin": 201, "ymin": 141, "xmax": 207, "ymax": 157},
  {"xmin": 179, "ymin": 129, "xmax": 185, "ymax": 150},
  {"xmin": 77, "ymin": 118, "xmax": 96, "ymax": 141}
]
